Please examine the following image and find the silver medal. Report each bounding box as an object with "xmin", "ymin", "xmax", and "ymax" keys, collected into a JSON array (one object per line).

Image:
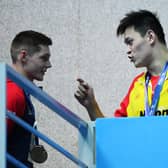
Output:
[{"xmin": 30, "ymin": 145, "xmax": 48, "ymax": 163}]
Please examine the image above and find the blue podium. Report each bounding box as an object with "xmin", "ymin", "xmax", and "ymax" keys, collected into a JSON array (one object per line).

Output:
[{"xmin": 96, "ymin": 116, "xmax": 168, "ymax": 168}]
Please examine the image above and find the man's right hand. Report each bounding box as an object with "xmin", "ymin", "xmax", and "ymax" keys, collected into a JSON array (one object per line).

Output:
[
  {"xmin": 74, "ymin": 78, "xmax": 104, "ymax": 120},
  {"xmin": 74, "ymin": 78, "xmax": 95, "ymax": 109}
]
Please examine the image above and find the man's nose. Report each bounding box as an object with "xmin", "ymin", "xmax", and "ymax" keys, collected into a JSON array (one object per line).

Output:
[
  {"xmin": 46, "ymin": 61, "xmax": 52, "ymax": 68},
  {"xmin": 126, "ymin": 45, "xmax": 132, "ymax": 55}
]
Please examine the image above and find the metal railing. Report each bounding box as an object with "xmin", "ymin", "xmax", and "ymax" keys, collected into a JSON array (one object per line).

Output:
[{"xmin": 0, "ymin": 63, "xmax": 89, "ymax": 168}]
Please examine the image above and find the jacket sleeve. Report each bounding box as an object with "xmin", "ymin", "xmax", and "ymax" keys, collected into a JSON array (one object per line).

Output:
[
  {"xmin": 7, "ymin": 83, "xmax": 26, "ymax": 135},
  {"xmin": 114, "ymin": 94, "xmax": 129, "ymax": 117},
  {"xmin": 114, "ymin": 73, "xmax": 143, "ymax": 117}
]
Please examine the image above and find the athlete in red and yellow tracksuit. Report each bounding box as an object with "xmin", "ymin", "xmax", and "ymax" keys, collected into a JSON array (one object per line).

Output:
[{"xmin": 114, "ymin": 72, "xmax": 168, "ymax": 117}]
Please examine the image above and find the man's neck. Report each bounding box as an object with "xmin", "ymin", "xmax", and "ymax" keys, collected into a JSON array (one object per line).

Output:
[
  {"xmin": 147, "ymin": 45, "xmax": 168, "ymax": 76},
  {"xmin": 147, "ymin": 62, "xmax": 167, "ymax": 76}
]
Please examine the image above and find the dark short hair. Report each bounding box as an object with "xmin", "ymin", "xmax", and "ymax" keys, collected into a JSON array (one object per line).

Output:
[
  {"xmin": 116, "ymin": 10, "xmax": 166, "ymax": 45},
  {"xmin": 10, "ymin": 30, "xmax": 52, "ymax": 63}
]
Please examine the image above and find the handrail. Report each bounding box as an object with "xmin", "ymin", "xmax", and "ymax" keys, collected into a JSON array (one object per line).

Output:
[
  {"xmin": 1, "ymin": 63, "xmax": 89, "ymax": 168},
  {"xmin": 7, "ymin": 111, "xmax": 88, "ymax": 168},
  {"xmin": 0, "ymin": 63, "xmax": 6, "ymax": 168},
  {"xmin": 7, "ymin": 64, "xmax": 88, "ymax": 136},
  {"xmin": 7, "ymin": 153, "xmax": 28, "ymax": 168}
]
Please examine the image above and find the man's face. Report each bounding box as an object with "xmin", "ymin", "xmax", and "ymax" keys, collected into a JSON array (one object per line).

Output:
[
  {"xmin": 24, "ymin": 44, "xmax": 52, "ymax": 81},
  {"xmin": 124, "ymin": 26, "xmax": 152, "ymax": 68}
]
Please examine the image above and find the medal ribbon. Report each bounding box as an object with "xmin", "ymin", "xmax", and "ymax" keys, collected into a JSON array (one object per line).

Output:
[{"xmin": 145, "ymin": 62, "xmax": 168, "ymax": 116}]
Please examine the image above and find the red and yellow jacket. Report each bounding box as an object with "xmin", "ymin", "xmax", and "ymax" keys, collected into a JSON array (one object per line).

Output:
[{"xmin": 114, "ymin": 72, "xmax": 168, "ymax": 117}]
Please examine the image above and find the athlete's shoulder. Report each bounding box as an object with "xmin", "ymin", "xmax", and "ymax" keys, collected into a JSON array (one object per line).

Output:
[
  {"xmin": 7, "ymin": 78, "xmax": 25, "ymax": 99},
  {"xmin": 132, "ymin": 72, "xmax": 145, "ymax": 83},
  {"xmin": 128, "ymin": 72, "xmax": 145, "ymax": 91}
]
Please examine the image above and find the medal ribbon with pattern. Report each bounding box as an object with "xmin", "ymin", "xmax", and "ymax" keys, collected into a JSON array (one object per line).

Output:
[{"xmin": 145, "ymin": 62, "xmax": 168, "ymax": 116}]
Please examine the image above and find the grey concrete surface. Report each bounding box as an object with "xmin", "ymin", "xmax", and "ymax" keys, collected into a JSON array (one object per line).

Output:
[{"xmin": 1, "ymin": 0, "xmax": 168, "ymax": 167}]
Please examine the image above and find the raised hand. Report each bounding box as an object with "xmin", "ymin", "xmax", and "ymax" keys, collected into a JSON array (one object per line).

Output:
[
  {"xmin": 74, "ymin": 78, "xmax": 104, "ymax": 120},
  {"xmin": 74, "ymin": 78, "xmax": 95, "ymax": 108}
]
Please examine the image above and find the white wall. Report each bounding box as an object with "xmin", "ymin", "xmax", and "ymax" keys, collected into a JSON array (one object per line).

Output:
[{"xmin": 1, "ymin": 0, "xmax": 168, "ymax": 167}]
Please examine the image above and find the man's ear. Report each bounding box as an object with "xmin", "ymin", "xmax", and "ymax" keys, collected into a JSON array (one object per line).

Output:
[
  {"xmin": 146, "ymin": 29, "xmax": 156, "ymax": 45},
  {"xmin": 18, "ymin": 49, "xmax": 28, "ymax": 63}
]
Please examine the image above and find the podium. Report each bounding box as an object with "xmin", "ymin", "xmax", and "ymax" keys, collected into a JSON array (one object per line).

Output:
[{"xmin": 96, "ymin": 116, "xmax": 168, "ymax": 168}]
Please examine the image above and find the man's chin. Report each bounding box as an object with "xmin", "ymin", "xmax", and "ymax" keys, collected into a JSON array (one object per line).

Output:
[
  {"xmin": 133, "ymin": 62, "xmax": 144, "ymax": 68},
  {"xmin": 35, "ymin": 76, "xmax": 44, "ymax": 81}
]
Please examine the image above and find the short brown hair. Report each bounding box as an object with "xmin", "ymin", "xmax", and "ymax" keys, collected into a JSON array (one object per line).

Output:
[{"xmin": 10, "ymin": 30, "xmax": 52, "ymax": 63}]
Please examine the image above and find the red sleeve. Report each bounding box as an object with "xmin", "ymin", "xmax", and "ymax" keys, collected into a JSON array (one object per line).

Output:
[
  {"xmin": 114, "ymin": 73, "xmax": 144, "ymax": 117},
  {"xmin": 114, "ymin": 91, "xmax": 131, "ymax": 117},
  {"xmin": 7, "ymin": 80, "xmax": 26, "ymax": 135}
]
